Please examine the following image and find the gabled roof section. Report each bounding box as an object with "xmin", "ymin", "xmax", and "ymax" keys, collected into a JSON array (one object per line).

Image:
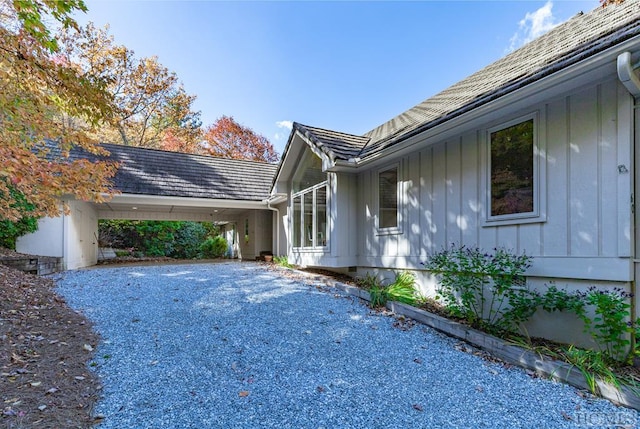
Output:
[
  {"xmin": 293, "ymin": 122, "xmax": 370, "ymax": 162},
  {"xmin": 360, "ymin": 1, "xmax": 640, "ymax": 158},
  {"xmin": 287, "ymin": 2, "xmax": 640, "ymax": 165},
  {"xmin": 70, "ymin": 143, "xmax": 278, "ymax": 201}
]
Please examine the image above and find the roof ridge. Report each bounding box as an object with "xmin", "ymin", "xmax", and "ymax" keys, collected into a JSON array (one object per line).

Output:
[
  {"xmin": 294, "ymin": 122, "xmax": 367, "ymax": 140},
  {"xmin": 100, "ymin": 142, "xmax": 278, "ymax": 167}
]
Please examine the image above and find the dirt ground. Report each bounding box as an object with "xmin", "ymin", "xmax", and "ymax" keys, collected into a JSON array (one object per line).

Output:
[{"xmin": 0, "ymin": 248, "xmax": 101, "ymax": 429}]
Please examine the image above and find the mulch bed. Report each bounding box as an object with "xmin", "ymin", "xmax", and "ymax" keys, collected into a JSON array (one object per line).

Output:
[{"xmin": 0, "ymin": 249, "xmax": 101, "ymax": 428}]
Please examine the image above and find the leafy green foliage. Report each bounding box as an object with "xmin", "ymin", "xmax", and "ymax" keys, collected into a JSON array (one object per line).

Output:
[
  {"xmin": 199, "ymin": 236, "xmax": 228, "ymax": 259},
  {"xmin": 423, "ymin": 245, "xmax": 533, "ymax": 331},
  {"xmin": 386, "ymin": 271, "xmax": 418, "ymax": 305},
  {"xmin": 273, "ymin": 255, "xmax": 293, "ymax": 268},
  {"xmin": 573, "ymin": 287, "xmax": 633, "ymax": 362},
  {"xmin": 356, "ymin": 273, "xmax": 386, "ymax": 308},
  {"xmin": 0, "ymin": 185, "xmax": 39, "ymax": 249},
  {"xmin": 98, "ymin": 220, "xmax": 219, "ymax": 258},
  {"xmin": 357, "ymin": 271, "xmax": 419, "ymax": 308},
  {"xmin": 561, "ymin": 346, "xmax": 622, "ymax": 395},
  {"xmin": 171, "ymin": 222, "xmax": 208, "ymax": 259}
]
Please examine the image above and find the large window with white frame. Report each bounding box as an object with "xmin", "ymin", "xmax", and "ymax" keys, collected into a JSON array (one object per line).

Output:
[
  {"xmin": 292, "ymin": 151, "xmax": 328, "ymax": 249},
  {"xmin": 487, "ymin": 114, "xmax": 541, "ymax": 223}
]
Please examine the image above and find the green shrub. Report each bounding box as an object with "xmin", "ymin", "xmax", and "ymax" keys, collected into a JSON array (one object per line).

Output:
[
  {"xmin": 273, "ymin": 255, "xmax": 293, "ymax": 268},
  {"xmin": 386, "ymin": 271, "xmax": 418, "ymax": 305},
  {"xmin": 200, "ymin": 236, "xmax": 228, "ymax": 258},
  {"xmin": 171, "ymin": 222, "xmax": 208, "ymax": 259},
  {"xmin": 0, "ymin": 186, "xmax": 39, "ymax": 249},
  {"xmin": 99, "ymin": 220, "xmax": 220, "ymax": 258},
  {"xmin": 423, "ymin": 245, "xmax": 533, "ymax": 331},
  {"xmin": 356, "ymin": 273, "xmax": 386, "ymax": 308},
  {"xmin": 357, "ymin": 271, "xmax": 418, "ymax": 308},
  {"xmin": 573, "ymin": 287, "xmax": 633, "ymax": 362}
]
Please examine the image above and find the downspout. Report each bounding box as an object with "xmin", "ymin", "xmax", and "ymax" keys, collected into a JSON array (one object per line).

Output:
[
  {"xmin": 267, "ymin": 201, "xmax": 280, "ymax": 256},
  {"xmin": 617, "ymin": 51, "xmax": 640, "ymax": 353}
]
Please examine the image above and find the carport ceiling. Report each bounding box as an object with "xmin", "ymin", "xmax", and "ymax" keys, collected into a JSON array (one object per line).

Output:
[{"xmin": 100, "ymin": 201, "xmax": 248, "ymax": 217}]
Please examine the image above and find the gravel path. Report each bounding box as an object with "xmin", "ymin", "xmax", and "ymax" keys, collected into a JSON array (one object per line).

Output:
[{"xmin": 55, "ymin": 262, "xmax": 637, "ymax": 429}]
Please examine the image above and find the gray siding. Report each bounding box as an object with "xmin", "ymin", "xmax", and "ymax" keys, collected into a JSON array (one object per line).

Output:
[{"xmin": 358, "ymin": 78, "xmax": 633, "ymax": 281}]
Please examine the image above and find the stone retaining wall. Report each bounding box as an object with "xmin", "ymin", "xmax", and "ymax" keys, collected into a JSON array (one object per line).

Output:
[{"xmin": 0, "ymin": 256, "xmax": 63, "ymax": 275}]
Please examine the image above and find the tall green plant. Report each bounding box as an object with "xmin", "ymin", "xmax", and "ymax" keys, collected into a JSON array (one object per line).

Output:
[
  {"xmin": 386, "ymin": 271, "xmax": 418, "ymax": 305},
  {"xmin": 573, "ymin": 287, "xmax": 633, "ymax": 362},
  {"xmin": 200, "ymin": 235, "xmax": 227, "ymax": 258},
  {"xmin": 423, "ymin": 245, "xmax": 533, "ymax": 331}
]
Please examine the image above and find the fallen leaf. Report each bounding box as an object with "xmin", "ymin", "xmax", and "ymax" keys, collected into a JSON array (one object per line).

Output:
[
  {"xmin": 30, "ymin": 381, "xmax": 41, "ymax": 387},
  {"xmin": 238, "ymin": 391, "xmax": 250, "ymax": 397},
  {"xmin": 74, "ymin": 376, "xmax": 85, "ymax": 381},
  {"xmin": 83, "ymin": 344, "xmax": 93, "ymax": 352},
  {"xmin": 46, "ymin": 387, "xmax": 58, "ymax": 395},
  {"xmin": 412, "ymin": 404, "xmax": 424, "ymax": 412},
  {"xmin": 413, "ymin": 358, "xmax": 422, "ymax": 364},
  {"xmin": 38, "ymin": 405, "xmax": 47, "ymax": 411},
  {"xmin": 561, "ymin": 411, "xmax": 572, "ymax": 421}
]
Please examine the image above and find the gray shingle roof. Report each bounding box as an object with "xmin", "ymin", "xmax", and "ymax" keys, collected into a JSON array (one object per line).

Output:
[
  {"xmin": 293, "ymin": 1, "xmax": 640, "ymax": 163},
  {"xmin": 293, "ymin": 123, "xmax": 370, "ymax": 161},
  {"xmin": 71, "ymin": 143, "xmax": 278, "ymax": 201}
]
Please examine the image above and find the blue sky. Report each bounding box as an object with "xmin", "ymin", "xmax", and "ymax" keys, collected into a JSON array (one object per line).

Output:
[{"xmin": 75, "ymin": 0, "xmax": 600, "ymax": 155}]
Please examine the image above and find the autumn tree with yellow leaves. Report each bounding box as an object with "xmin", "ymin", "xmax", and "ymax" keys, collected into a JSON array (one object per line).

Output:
[
  {"xmin": 0, "ymin": 0, "xmax": 118, "ymax": 222},
  {"xmin": 57, "ymin": 23, "xmax": 202, "ymax": 150}
]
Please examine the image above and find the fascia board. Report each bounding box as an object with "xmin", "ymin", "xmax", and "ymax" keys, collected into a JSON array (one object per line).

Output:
[{"xmin": 101, "ymin": 193, "xmax": 268, "ymax": 210}]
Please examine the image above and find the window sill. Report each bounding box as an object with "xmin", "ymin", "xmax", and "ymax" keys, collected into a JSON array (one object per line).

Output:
[
  {"xmin": 376, "ymin": 227, "xmax": 403, "ymax": 236},
  {"xmin": 292, "ymin": 247, "xmax": 329, "ymax": 254},
  {"xmin": 482, "ymin": 213, "xmax": 546, "ymax": 227}
]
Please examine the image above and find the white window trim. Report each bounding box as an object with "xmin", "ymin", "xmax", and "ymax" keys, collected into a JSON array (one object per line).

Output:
[
  {"xmin": 376, "ymin": 162, "xmax": 403, "ymax": 235},
  {"xmin": 291, "ymin": 181, "xmax": 329, "ymax": 252},
  {"xmin": 483, "ymin": 111, "xmax": 547, "ymax": 227}
]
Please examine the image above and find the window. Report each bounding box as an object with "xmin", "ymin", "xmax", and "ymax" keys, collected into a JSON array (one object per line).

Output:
[
  {"xmin": 293, "ymin": 151, "xmax": 325, "ymax": 193},
  {"xmin": 488, "ymin": 116, "xmax": 538, "ymax": 221},
  {"xmin": 293, "ymin": 197, "xmax": 301, "ymax": 248},
  {"xmin": 378, "ymin": 166, "xmax": 398, "ymax": 229},
  {"xmin": 291, "ymin": 151, "xmax": 328, "ymax": 249}
]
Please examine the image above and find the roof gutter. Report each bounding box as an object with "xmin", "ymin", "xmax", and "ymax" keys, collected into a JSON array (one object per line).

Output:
[
  {"xmin": 617, "ymin": 51, "xmax": 640, "ymax": 98},
  {"xmin": 264, "ymin": 193, "xmax": 287, "ymax": 256}
]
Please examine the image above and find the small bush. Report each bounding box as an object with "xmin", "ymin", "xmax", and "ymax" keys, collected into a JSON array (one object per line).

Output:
[
  {"xmin": 273, "ymin": 256, "xmax": 293, "ymax": 268},
  {"xmin": 357, "ymin": 271, "xmax": 418, "ymax": 308},
  {"xmin": 200, "ymin": 236, "xmax": 228, "ymax": 258},
  {"xmin": 423, "ymin": 244, "xmax": 533, "ymax": 331},
  {"xmin": 386, "ymin": 271, "xmax": 418, "ymax": 305}
]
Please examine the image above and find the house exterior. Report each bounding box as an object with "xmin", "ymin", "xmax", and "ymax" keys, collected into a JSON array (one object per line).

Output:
[
  {"xmin": 272, "ymin": 2, "xmax": 640, "ymax": 345},
  {"xmin": 17, "ymin": 143, "xmax": 278, "ymax": 269},
  {"xmin": 16, "ymin": 1, "xmax": 640, "ymax": 345}
]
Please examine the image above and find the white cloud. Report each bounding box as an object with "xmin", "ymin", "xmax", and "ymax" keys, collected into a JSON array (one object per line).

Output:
[
  {"xmin": 274, "ymin": 120, "xmax": 293, "ymax": 142},
  {"xmin": 507, "ymin": 1, "xmax": 559, "ymax": 53},
  {"xmin": 276, "ymin": 120, "xmax": 293, "ymax": 130}
]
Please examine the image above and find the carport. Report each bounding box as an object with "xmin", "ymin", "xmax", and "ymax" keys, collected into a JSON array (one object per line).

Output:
[{"xmin": 17, "ymin": 144, "xmax": 285, "ymax": 269}]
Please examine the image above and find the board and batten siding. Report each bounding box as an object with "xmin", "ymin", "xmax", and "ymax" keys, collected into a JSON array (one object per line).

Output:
[{"xmin": 357, "ymin": 78, "xmax": 634, "ymax": 283}]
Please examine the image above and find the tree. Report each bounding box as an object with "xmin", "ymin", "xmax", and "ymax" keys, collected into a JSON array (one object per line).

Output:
[
  {"xmin": 0, "ymin": 0, "xmax": 118, "ymax": 222},
  {"xmin": 203, "ymin": 116, "xmax": 279, "ymax": 163},
  {"xmin": 58, "ymin": 23, "xmax": 202, "ymax": 149}
]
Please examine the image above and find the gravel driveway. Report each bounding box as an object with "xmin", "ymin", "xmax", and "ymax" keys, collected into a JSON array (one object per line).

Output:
[{"xmin": 55, "ymin": 262, "xmax": 637, "ymax": 428}]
